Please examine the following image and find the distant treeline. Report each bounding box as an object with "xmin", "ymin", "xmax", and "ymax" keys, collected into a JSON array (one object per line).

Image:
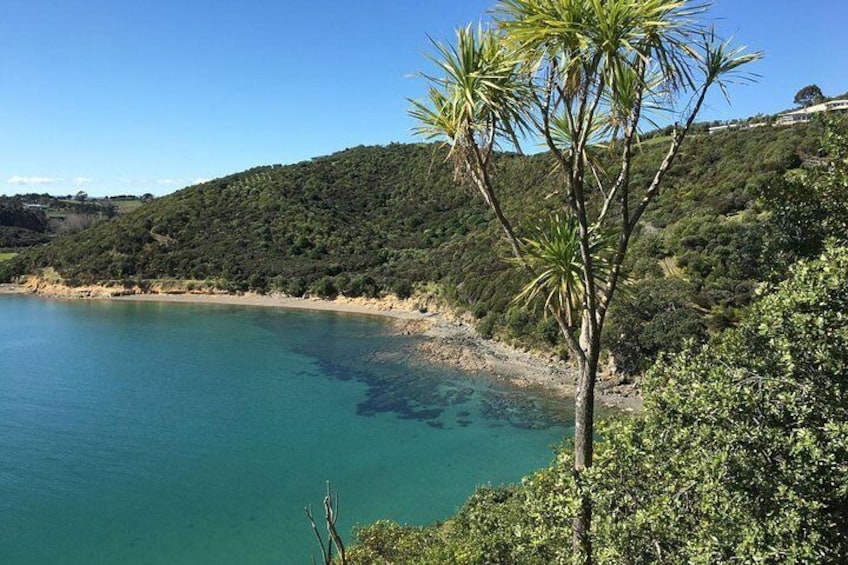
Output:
[
  {"xmin": 0, "ymin": 194, "xmax": 152, "ymax": 250},
  {"xmin": 0, "ymin": 197, "xmax": 50, "ymax": 248}
]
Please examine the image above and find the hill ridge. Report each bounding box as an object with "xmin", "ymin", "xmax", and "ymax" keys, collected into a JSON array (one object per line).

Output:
[{"xmin": 1, "ymin": 123, "xmax": 828, "ymax": 369}]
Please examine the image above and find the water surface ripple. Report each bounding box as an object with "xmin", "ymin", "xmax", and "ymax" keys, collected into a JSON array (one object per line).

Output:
[{"xmin": 0, "ymin": 296, "xmax": 571, "ymax": 563}]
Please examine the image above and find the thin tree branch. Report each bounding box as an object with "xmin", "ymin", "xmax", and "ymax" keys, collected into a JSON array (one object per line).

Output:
[
  {"xmin": 324, "ymin": 486, "xmax": 346, "ymax": 565},
  {"xmin": 597, "ymin": 60, "xmax": 646, "ymax": 229},
  {"xmin": 628, "ymin": 83, "xmax": 709, "ymax": 233},
  {"xmin": 305, "ymin": 505, "xmax": 329, "ymax": 565},
  {"xmin": 466, "ymin": 139, "xmax": 526, "ymax": 266}
]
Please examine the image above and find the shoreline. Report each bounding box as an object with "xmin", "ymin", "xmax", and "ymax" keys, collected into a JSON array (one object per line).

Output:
[
  {"xmin": 114, "ymin": 292, "xmax": 431, "ymax": 320},
  {"xmin": 6, "ymin": 281, "xmax": 642, "ymax": 412},
  {"xmin": 0, "ymin": 283, "xmax": 28, "ymax": 294}
]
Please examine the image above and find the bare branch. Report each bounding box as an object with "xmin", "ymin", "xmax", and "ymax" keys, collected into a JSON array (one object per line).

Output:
[
  {"xmin": 305, "ymin": 482, "xmax": 347, "ymax": 565},
  {"xmin": 304, "ymin": 504, "xmax": 329, "ymax": 565},
  {"xmin": 628, "ymin": 83, "xmax": 709, "ymax": 234},
  {"xmin": 597, "ymin": 60, "xmax": 647, "ymax": 229},
  {"xmin": 324, "ymin": 483, "xmax": 346, "ymax": 565}
]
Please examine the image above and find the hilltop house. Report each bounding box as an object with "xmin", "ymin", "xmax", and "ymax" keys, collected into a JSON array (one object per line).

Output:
[
  {"xmin": 708, "ymin": 121, "xmax": 767, "ymax": 134},
  {"xmin": 777, "ymin": 99, "xmax": 848, "ymax": 126}
]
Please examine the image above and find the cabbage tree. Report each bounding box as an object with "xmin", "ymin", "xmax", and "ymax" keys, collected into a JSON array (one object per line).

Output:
[{"xmin": 411, "ymin": 1, "xmax": 759, "ymax": 560}]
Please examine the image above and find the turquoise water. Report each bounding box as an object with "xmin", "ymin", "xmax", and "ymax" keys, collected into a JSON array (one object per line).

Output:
[{"xmin": 0, "ymin": 295, "xmax": 571, "ymax": 563}]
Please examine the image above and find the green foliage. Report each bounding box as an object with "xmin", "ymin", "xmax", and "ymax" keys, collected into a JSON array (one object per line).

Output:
[
  {"xmin": 587, "ymin": 244, "xmax": 848, "ymax": 563},
  {"xmin": 604, "ymin": 277, "xmax": 705, "ymax": 376},
  {"xmin": 391, "ymin": 278, "xmax": 413, "ymax": 299},
  {"xmin": 349, "ymin": 520, "xmax": 454, "ymax": 564},
  {"xmin": 794, "ymin": 84, "xmax": 824, "ymax": 107},
  {"xmin": 0, "ymin": 197, "xmax": 50, "ymax": 248},
  {"xmin": 310, "ymin": 276, "xmax": 338, "ymax": 299},
  {"xmin": 4, "ymin": 122, "xmax": 825, "ymax": 354},
  {"xmin": 515, "ymin": 213, "xmax": 611, "ymax": 327},
  {"xmin": 0, "ymin": 197, "xmax": 48, "ymax": 232},
  {"xmin": 348, "ymin": 485, "xmax": 557, "ymax": 565},
  {"xmin": 8, "ymin": 144, "xmax": 507, "ymax": 294},
  {"xmin": 760, "ymin": 115, "xmax": 848, "ymax": 259},
  {"xmin": 0, "ymin": 226, "xmax": 50, "ymax": 249},
  {"xmin": 409, "ymin": 24, "xmax": 528, "ymax": 152},
  {"xmin": 348, "ymin": 244, "xmax": 848, "ymax": 563}
]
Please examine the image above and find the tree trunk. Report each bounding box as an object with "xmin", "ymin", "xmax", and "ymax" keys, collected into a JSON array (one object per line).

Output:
[{"xmin": 572, "ymin": 316, "xmax": 599, "ymax": 563}]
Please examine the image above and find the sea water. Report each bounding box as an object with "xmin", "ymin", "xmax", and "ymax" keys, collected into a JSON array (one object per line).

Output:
[{"xmin": 0, "ymin": 295, "xmax": 571, "ymax": 563}]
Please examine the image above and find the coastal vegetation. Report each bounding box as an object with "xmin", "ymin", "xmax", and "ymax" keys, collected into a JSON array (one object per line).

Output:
[
  {"xmin": 346, "ymin": 243, "xmax": 848, "ymax": 563},
  {"xmin": 1, "ymin": 2, "xmax": 845, "ymax": 554},
  {"xmin": 0, "ymin": 193, "xmax": 148, "ymax": 251},
  {"xmin": 0, "ymin": 122, "xmax": 824, "ymax": 357},
  {"xmin": 408, "ymin": 0, "xmax": 761, "ymax": 554},
  {"xmin": 342, "ymin": 111, "xmax": 848, "ymax": 563},
  {"xmin": 3, "ymin": 100, "xmax": 845, "ymax": 565},
  {"xmin": 0, "ymin": 197, "xmax": 50, "ymax": 248},
  {"xmin": 6, "ymin": 114, "xmax": 842, "ymax": 563},
  {"xmin": 3, "ymin": 0, "xmax": 846, "ymax": 561}
]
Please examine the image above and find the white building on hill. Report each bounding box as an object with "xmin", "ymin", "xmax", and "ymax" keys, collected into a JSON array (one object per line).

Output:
[{"xmin": 777, "ymin": 99, "xmax": 848, "ymax": 126}]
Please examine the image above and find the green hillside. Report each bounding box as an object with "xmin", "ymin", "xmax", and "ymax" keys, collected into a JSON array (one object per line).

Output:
[
  {"xmin": 1, "ymin": 122, "xmax": 826, "ymax": 366},
  {"xmin": 0, "ymin": 197, "xmax": 50, "ymax": 248},
  {"xmin": 4, "ymin": 118, "xmax": 846, "ymax": 562}
]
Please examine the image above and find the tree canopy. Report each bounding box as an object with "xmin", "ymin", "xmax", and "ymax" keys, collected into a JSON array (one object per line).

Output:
[
  {"xmin": 411, "ymin": 1, "xmax": 759, "ymax": 557},
  {"xmin": 794, "ymin": 84, "xmax": 824, "ymax": 107}
]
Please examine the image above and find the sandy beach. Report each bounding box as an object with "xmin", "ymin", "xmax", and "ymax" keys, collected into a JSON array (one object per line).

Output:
[
  {"xmin": 114, "ymin": 292, "xmax": 430, "ymax": 319},
  {"xmin": 8, "ymin": 281, "xmax": 642, "ymax": 412},
  {"xmin": 0, "ymin": 283, "xmax": 27, "ymax": 294}
]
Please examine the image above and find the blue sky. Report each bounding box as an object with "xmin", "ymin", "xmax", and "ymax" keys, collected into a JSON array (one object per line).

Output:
[{"xmin": 1, "ymin": 0, "xmax": 845, "ymax": 197}]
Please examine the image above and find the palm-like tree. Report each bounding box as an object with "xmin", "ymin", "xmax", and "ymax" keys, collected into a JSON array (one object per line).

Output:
[
  {"xmin": 411, "ymin": 1, "xmax": 760, "ymax": 561},
  {"xmin": 516, "ymin": 213, "xmax": 612, "ymax": 330},
  {"xmin": 410, "ymin": 25, "xmax": 530, "ymax": 260}
]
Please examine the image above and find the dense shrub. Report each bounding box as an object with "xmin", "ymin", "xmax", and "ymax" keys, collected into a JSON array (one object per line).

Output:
[{"xmin": 348, "ymin": 245, "xmax": 848, "ymax": 563}]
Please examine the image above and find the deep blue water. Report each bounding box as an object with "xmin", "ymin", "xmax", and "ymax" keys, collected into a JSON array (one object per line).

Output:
[{"xmin": 0, "ymin": 295, "xmax": 571, "ymax": 563}]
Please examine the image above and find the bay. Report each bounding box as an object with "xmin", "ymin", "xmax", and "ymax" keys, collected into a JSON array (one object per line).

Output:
[{"xmin": 0, "ymin": 295, "xmax": 571, "ymax": 563}]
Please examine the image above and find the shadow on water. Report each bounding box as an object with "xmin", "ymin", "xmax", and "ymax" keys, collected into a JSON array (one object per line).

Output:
[{"xmin": 255, "ymin": 310, "xmax": 573, "ymax": 432}]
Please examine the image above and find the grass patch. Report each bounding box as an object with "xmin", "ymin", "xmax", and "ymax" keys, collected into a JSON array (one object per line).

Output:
[
  {"xmin": 113, "ymin": 200, "xmax": 144, "ymax": 214},
  {"xmin": 0, "ymin": 252, "xmax": 18, "ymax": 263}
]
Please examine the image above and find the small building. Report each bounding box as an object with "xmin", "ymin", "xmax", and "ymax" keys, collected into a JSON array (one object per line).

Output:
[
  {"xmin": 709, "ymin": 124, "xmax": 739, "ymax": 134},
  {"xmin": 826, "ymin": 99, "xmax": 848, "ymax": 111},
  {"xmin": 777, "ymin": 99, "xmax": 848, "ymax": 126}
]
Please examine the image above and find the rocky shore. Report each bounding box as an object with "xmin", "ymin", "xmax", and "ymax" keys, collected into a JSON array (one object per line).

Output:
[{"xmin": 9, "ymin": 276, "xmax": 642, "ymax": 412}]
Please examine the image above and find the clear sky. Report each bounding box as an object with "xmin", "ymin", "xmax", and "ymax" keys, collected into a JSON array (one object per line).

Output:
[{"xmin": 1, "ymin": 0, "xmax": 845, "ymax": 197}]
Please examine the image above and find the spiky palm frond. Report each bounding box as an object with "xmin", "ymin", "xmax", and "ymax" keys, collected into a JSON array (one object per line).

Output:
[
  {"xmin": 409, "ymin": 87, "xmax": 462, "ymax": 141},
  {"xmin": 515, "ymin": 213, "xmax": 613, "ymax": 327},
  {"xmin": 496, "ymin": 0, "xmax": 707, "ymax": 89},
  {"xmin": 408, "ymin": 24, "xmax": 530, "ymax": 172},
  {"xmin": 696, "ymin": 28, "xmax": 762, "ymax": 102}
]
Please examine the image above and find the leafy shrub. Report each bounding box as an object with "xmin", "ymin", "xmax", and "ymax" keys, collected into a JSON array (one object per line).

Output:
[
  {"xmin": 309, "ymin": 276, "xmax": 337, "ymax": 299},
  {"xmin": 350, "ymin": 245, "xmax": 848, "ymax": 563},
  {"xmin": 391, "ymin": 278, "xmax": 413, "ymax": 299}
]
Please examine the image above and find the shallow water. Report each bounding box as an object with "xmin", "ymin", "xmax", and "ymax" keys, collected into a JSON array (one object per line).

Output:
[{"xmin": 0, "ymin": 295, "xmax": 571, "ymax": 563}]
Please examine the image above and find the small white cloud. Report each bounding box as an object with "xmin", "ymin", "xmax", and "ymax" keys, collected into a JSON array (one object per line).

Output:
[
  {"xmin": 191, "ymin": 177, "xmax": 211, "ymax": 185},
  {"xmin": 118, "ymin": 178, "xmax": 135, "ymax": 185},
  {"xmin": 156, "ymin": 178, "xmax": 181, "ymax": 186},
  {"xmin": 7, "ymin": 175, "xmax": 63, "ymax": 185},
  {"xmin": 73, "ymin": 177, "xmax": 94, "ymax": 186}
]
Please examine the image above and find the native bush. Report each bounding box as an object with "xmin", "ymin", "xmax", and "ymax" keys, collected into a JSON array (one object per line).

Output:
[{"xmin": 348, "ymin": 244, "xmax": 848, "ymax": 563}]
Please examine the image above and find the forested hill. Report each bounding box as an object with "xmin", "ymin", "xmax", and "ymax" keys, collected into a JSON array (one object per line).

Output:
[
  {"xmin": 2, "ymin": 123, "xmax": 828, "ymax": 366},
  {"xmin": 0, "ymin": 198, "xmax": 50, "ymax": 247},
  {"xmin": 6, "ymin": 142, "xmax": 523, "ymax": 295}
]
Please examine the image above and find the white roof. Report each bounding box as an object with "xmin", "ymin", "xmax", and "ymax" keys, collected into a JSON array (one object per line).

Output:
[{"xmin": 781, "ymin": 99, "xmax": 848, "ymax": 117}]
